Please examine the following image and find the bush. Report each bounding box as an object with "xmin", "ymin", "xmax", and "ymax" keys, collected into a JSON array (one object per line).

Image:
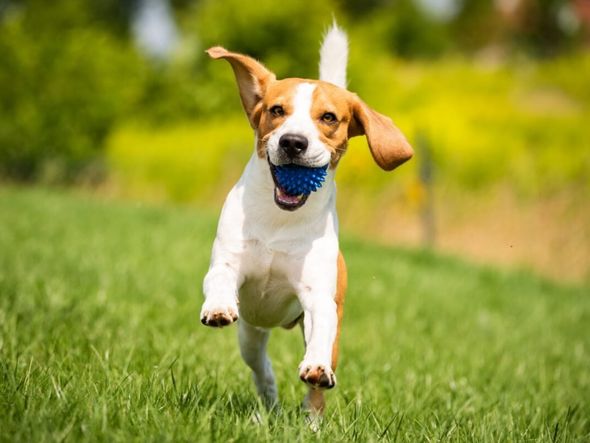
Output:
[
  {"xmin": 107, "ymin": 54, "xmax": 590, "ymax": 203},
  {"xmin": 0, "ymin": 12, "xmax": 145, "ymax": 181},
  {"xmin": 106, "ymin": 118, "xmax": 253, "ymax": 202},
  {"xmin": 191, "ymin": 0, "xmax": 338, "ymax": 79}
]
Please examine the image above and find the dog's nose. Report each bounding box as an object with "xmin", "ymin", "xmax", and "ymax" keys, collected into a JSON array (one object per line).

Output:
[{"xmin": 279, "ymin": 133, "xmax": 308, "ymax": 158}]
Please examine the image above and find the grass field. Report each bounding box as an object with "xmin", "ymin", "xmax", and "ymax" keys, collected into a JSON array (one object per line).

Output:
[{"xmin": 0, "ymin": 187, "xmax": 589, "ymax": 442}]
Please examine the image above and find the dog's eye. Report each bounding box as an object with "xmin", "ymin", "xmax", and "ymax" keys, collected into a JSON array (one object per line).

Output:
[
  {"xmin": 321, "ymin": 112, "xmax": 337, "ymax": 124},
  {"xmin": 269, "ymin": 105, "xmax": 285, "ymax": 117}
]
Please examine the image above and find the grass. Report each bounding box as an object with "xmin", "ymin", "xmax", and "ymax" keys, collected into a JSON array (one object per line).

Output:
[{"xmin": 0, "ymin": 186, "xmax": 589, "ymax": 442}]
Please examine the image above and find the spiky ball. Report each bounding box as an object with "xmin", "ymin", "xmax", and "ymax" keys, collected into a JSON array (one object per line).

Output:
[{"xmin": 274, "ymin": 164, "xmax": 328, "ymax": 195}]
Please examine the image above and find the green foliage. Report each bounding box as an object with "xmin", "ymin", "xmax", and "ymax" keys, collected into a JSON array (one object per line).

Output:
[
  {"xmin": 450, "ymin": 0, "xmax": 499, "ymax": 52},
  {"xmin": 191, "ymin": 0, "xmax": 338, "ymax": 79},
  {"xmin": 381, "ymin": 0, "xmax": 451, "ymax": 58},
  {"xmin": 1, "ymin": 0, "xmax": 588, "ymax": 185},
  {"xmin": 346, "ymin": 51, "xmax": 590, "ymax": 196},
  {"xmin": 512, "ymin": 0, "xmax": 582, "ymax": 55},
  {"xmin": 10, "ymin": 0, "xmax": 132, "ymax": 36},
  {"xmin": 0, "ymin": 0, "xmax": 345, "ymax": 180},
  {"xmin": 1, "ymin": 187, "xmax": 588, "ymax": 441},
  {"xmin": 106, "ymin": 119, "xmax": 252, "ymax": 202},
  {"xmin": 0, "ymin": 10, "xmax": 145, "ymax": 181},
  {"xmin": 108, "ymin": 53, "xmax": 590, "ymax": 202}
]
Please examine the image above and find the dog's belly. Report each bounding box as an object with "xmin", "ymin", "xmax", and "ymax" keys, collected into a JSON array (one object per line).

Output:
[{"xmin": 238, "ymin": 274, "xmax": 302, "ymax": 329}]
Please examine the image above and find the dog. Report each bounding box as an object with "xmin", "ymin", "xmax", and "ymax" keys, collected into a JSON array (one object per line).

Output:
[{"xmin": 200, "ymin": 24, "xmax": 413, "ymax": 416}]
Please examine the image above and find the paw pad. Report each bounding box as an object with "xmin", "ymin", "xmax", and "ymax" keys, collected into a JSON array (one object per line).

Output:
[{"xmin": 200, "ymin": 308, "xmax": 238, "ymax": 327}]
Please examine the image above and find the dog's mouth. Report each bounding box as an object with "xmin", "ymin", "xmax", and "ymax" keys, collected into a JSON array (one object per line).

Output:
[
  {"xmin": 268, "ymin": 158, "xmax": 329, "ymax": 211},
  {"xmin": 269, "ymin": 161, "xmax": 309, "ymax": 211}
]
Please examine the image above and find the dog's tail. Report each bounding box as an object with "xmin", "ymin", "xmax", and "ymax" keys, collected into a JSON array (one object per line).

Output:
[{"xmin": 319, "ymin": 21, "xmax": 348, "ymax": 89}]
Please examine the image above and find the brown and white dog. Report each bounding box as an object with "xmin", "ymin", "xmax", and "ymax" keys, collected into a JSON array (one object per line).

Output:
[{"xmin": 200, "ymin": 24, "xmax": 412, "ymax": 415}]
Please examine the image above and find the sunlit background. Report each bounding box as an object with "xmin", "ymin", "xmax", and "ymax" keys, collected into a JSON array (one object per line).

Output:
[{"xmin": 1, "ymin": 0, "xmax": 589, "ymax": 283}]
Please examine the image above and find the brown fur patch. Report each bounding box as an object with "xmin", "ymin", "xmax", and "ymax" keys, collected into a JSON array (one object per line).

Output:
[
  {"xmin": 331, "ymin": 251, "xmax": 347, "ymax": 370},
  {"xmin": 255, "ymin": 78, "xmax": 302, "ymax": 158},
  {"xmin": 305, "ymin": 389, "xmax": 325, "ymax": 414},
  {"xmin": 310, "ymin": 83, "xmax": 355, "ymax": 168}
]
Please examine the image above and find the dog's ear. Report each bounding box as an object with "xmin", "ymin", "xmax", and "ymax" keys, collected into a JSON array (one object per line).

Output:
[
  {"xmin": 348, "ymin": 95, "xmax": 413, "ymax": 171},
  {"xmin": 207, "ymin": 47, "xmax": 276, "ymax": 129}
]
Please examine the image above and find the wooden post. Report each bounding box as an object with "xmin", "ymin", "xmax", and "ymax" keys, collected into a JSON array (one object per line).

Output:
[{"xmin": 417, "ymin": 131, "xmax": 435, "ymax": 248}]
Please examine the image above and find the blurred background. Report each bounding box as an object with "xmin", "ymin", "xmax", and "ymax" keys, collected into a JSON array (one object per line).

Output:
[{"xmin": 1, "ymin": 0, "xmax": 589, "ymax": 283}]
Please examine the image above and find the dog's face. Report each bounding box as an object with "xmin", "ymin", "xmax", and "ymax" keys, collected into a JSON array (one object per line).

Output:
[
  {"xmin": 208, "ymin": 47, "xmax": 413, "ymax": 210},
  {"xmin": 257, "ymin": 79, "xmax": 351, "ymax": 170}
]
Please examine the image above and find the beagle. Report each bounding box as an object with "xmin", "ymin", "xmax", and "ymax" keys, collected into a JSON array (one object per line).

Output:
[{"xmin": 200, "ymin": 24, "xmax": 412, "ymax": 415}]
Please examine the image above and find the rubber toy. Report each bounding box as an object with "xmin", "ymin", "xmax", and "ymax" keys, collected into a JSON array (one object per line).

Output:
[{"xmin": 274, "ymin": 164, "xmax": 328, "ymax": 195}]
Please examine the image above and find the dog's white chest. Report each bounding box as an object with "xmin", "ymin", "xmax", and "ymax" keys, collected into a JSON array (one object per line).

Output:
[
  {"xmin": 231, "ymin": 238, "xmax": 300, "ymax": 327},
  {"xmin": 238, "ymin": 262, "xmax": 302, "ymax": 329}
]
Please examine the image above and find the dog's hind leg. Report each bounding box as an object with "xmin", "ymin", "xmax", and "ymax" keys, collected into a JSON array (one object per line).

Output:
[{"xmin": 238, "ymin": 320, "xmax": 278, "ymax": 410}]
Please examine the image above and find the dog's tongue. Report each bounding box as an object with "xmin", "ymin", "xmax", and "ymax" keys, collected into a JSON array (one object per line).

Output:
[{"xmin": 276, "ymin": 187, "xmax": 304, "ymax": 205}]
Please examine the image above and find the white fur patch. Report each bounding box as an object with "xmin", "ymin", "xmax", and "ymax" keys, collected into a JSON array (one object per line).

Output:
[{"xmin": 319, "ymin": 23, "xmax": 348, "ymax": 89}]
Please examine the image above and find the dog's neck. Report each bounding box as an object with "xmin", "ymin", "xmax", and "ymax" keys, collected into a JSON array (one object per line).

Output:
[{"xmin": 237, "ymin": 149, "xmax": 338, "ymax": 246}]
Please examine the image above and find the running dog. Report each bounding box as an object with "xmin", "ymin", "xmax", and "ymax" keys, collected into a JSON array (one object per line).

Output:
[{"xmin": 201, "ymin": 24, "xmax": 413, "ymax": 415}]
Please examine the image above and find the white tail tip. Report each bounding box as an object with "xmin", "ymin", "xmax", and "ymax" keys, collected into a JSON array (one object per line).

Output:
[{"xmin": 319, "ymin": 22, "xmax": 348, "ymax": 89}]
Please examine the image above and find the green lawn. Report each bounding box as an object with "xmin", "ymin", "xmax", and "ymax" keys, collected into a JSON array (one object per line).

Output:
[{"xmin": 0, "ymin": 187, "xmax": 588, "ymax": 442}]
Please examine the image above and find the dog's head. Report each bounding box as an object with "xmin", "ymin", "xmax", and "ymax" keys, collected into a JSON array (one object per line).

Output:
[{"xmin": 207, "ymin": 45, "xmax": 412, "ymax": 211}]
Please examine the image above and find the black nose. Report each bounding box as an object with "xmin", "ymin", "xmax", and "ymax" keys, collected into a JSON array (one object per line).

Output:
[{"xmin": 279, "ymin": 133, "xmax": 308, "ymax": 158}]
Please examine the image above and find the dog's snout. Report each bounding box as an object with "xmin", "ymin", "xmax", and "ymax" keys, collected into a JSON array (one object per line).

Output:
[{"xmin": 279, "ymin": 133, "xmax": 308, "ymax": 158}]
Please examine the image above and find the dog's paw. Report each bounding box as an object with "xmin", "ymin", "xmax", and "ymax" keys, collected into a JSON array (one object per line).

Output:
[
  {"xmin": 298, "ymin": 363, "xmax": 336, "ymax": 389},
  {"xmin": 200, "ymin": 301, "xmax": 238, "ymax": 327}
]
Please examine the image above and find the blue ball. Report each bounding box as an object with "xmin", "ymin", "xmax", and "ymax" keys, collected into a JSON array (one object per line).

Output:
[{"xmin": 274, "ymin": 164, "xmax": 328, "ymax": 195}]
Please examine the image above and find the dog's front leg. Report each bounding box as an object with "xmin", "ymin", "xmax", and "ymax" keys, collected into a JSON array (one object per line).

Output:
[
  {"xmin": 298, "ymin": 293, "xmax": 338, "ymax": 390},
  {"xmin": 201, "ymin": 257, "xmax": 242, "ymax": 327}
]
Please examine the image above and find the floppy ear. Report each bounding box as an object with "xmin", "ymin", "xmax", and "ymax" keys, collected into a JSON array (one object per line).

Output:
[
  {"xmin": 207, "ymin": 47, "xmax": 276, "ymax": 129},
  {"xmin": 348, "ymin": 96, "xmax": 413, "ymax": 171}
]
